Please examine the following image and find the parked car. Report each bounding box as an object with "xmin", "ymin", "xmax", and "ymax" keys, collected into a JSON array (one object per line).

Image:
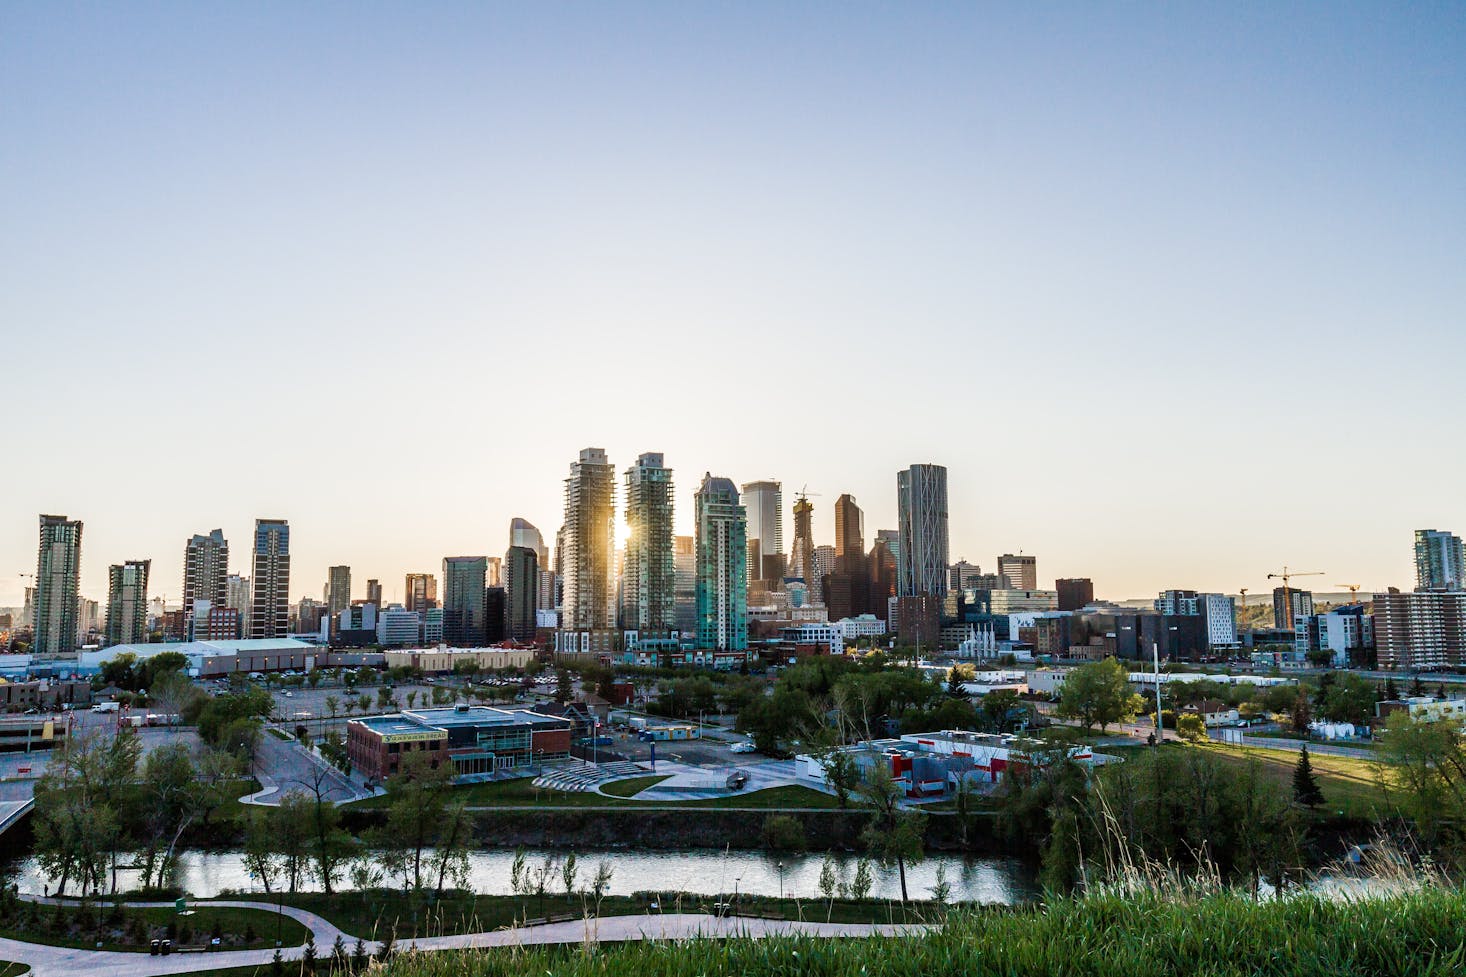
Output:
[{"xmin": 729, "ymin": 741, "xmax": 757, "ymax": 754}]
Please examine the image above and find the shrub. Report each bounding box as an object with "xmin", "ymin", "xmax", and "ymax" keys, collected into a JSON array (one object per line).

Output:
[{"xmin": 760, "ymin": 814, "xmax": 807, "ymax": 853}]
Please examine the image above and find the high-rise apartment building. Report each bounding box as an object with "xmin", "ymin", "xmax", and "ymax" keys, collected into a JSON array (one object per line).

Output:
[
  {"xmin": 365, "ymin": 579, "xmax": 382, "ymax": 606},
  {"xmin": 249, "ymin": 519, "xmax": 291, "ymax": 639},
  {"xmin": 997, "ymin": 554, "xmax": 1037, "ymax": 591},
  {"xmin": 623, "ymin": 452, "xmax": 675, "ymax": 631},
  {"xmin": 1055, "ymin": 578, "xmax": 1095, "ymax": 612},
  {"xmin": 226, "ymin": 573, "xmax": 251, "ymax": 633},
  {"xmin": 949, "ymin": 560, "xmax": 984, "ymax": 593},
  {"xmin": 1373, "ymin": 590, "xmax": 1466, "ymax": 671},
  {"xmin": 695, "ymin": 474, "xmax": 748, "ymax": 651},
  {"xmin": 741, "ymin": 480, "xmax": 784, "ymax": 585},
  {"xmin": 326, "ymin": 566, "xmax": 352, "ymax": 619},
  {"xmin": 105, "ymin": 559, "xmax": 151, "ymax": 645},
  {"xmin": 442, "ymin": 557, "xmax": 488, "ymax": 646},
  {"xmin": 561, "ymin": 448, "xmax": 617, "ymax": 630},
  {"xmin": 505, "ymin": 545, "xmax": 539, "ymax": 641},
  {"xmin": 510, "ymin": 518, "xmax": 555, "ymax": 612},
  {"xmin": 183, "ymin": 529, "xmax": 229, "ymax": 621},
  {"xmin": 1272, "ymin": 587, "xmax": 1315, "ymax": 629},
  {"xmin": 814, "ymin": 545, "xmax": 837, "ymax": 589},
  {"xmin": 789, "ymin": 495, "xmax": 816, "ymax": 598},
  {"xmin": 34, "ymin": 515, "xmax": 83, "ymax": 657},
  {"xmin": 1415, "ymin": 529, "xmax": 1465, "ymax": 591},
  {"xmin": 674, "ymin": 535, "xmax": 697, "ymax": 632},
  {"xmin": 896, "ymin": 464, "xmax": 948, "ymax": 597},
  {"xmin": 405, "ymin": 573, "xmax": 437, "ymax": 612}
]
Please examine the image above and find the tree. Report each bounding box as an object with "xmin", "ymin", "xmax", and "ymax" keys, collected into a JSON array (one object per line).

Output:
[
  {"xmin": 587, "ymin": 861, "xmax": 614, "ymax": 919},
  {"xmin": 381, "ymin": 751, "xmax": 453, "ymax": 891},
  {"xmin": 1379, "ymin": 712, "xmax": 1466, "ymax": 856},
  {"xmin": 561, "ymin": 851, "xmax": 578, "ymax": 898},
  {"xmin": 929, "ymin": 863, "xmax": 951, "ymax": 904},
  {"xmin": 1385, "ymin": 676, "xmax": 1400, "ymax": 701},
  {"xmin": 980, "ymin": 689, "xmax": 1022, "ymax": 733},
  {"xmin": 554, "ymin": 667, "xmax": 573, "ymax": 704},
  {"xmin": 1319, "ymin": 673, "xmax": 1376, "ymax": 726},
  {"xmin": 1175, "ymin": 713, "xmax": 1207, "ymax": 743},
  {"xmin": 324, "ymin": 695, "xmax": 340, "ymax": 723},
  {"xmin": 243, "ymin": 809, "xmax": 282, "ymax": 894},
  {"xmin": 848, "ymin": 858, "xmax": 874, "ymax": 900},
  {"xmin": 136, "ymin": 742, "xmax": 205, "ymax": 888},
  {"xmin": 1292, "ymin": 745, "xmax": 1324, "ymax": 807},
  {"xmin": 1290, "ymin": 690, "xmax": 1313, "ymax": 734},
  {"xmin": 1054, "ymin": 659, "xmax": 1143, "ymax": 733},
  {"xmin": 857, "ymin": 764, "xmax": 926, "ymax": 902},
  {"xmin": 817, "ymin": 852, "xmax": 839, "ymax": 920},
  {"xmin": 944, "ymin": 669, "xmax": 969, "ymax": 700},
  {"xmin": 822, "ymin": 749, "xmax": 860, "ymax": 809}
]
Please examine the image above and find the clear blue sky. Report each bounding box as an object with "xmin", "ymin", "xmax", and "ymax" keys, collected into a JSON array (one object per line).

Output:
[{"xmin": 3, "ymin": 2, "xmax": 1463, "ymax": 605}]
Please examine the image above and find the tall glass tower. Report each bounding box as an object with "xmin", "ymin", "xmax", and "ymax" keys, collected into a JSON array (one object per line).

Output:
[
  {"xmin": 34, "ymin": 514, "xmax": 83, "ymax": 656},
  {"xmin": 695, "ymin": 474, "xmax": 748, "ymax": 652},
  {"xmin": 623, "ymin": 452, "xmax": 675, "ymax": 631}
]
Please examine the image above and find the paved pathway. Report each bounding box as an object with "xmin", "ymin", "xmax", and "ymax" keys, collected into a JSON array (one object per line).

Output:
[{"xmin": 0, "ymin": 899, "xmax": 925, "ymax": 977}]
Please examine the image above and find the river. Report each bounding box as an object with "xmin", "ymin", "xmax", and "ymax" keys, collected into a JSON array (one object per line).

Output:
[{"xmin": 14, "ymin": 848, "xmax": 1039, "ymax": 904}]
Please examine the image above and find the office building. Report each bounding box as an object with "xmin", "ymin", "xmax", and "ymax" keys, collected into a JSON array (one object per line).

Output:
[
  {"xmin": 1415, "ymin": 529, "xmax": 1465, "ymax": 591},
  {"xmin": 814, "ymin": 545, "xmax": 836, "ymax": 589},
  {"xmin": 827, "ymin": 493, "xmax": 870, "ymax": 620},
  {"xmin": 189, "ymin": 600, "xmax": 241, "ymax": 642},
  {"xmin": 875, "ymin": 529, "xmax": 900, "ymax": 576},
  {"xmin": 485, "ymin": 557, "xmax": 503, "ymax": 588},
  {"xmin": 1055, "ymin": 578, "xmax": 1094, "ymax": 611},
  {"xmin": 365, "ymin": 578, "xmax": 382, "ymax": 607},
  {"xmin": 405, "ymin": 573, "xmax": 437, "ymax": 613},
  {"xmin": 34, "ymin": 515, "xmax": 83, "ymax": 657},
  {"xmin": 226, "ymin": 573, "xmax": 251, "ymax": 633},
  {"xmin": 869, "ymin": 537, "xmax": 897, "ymax": 620},
  {"xmin": 326, "ymin": 565, "xmax": 352, "ymax": 620},
  {"xmin": 294, "ymin": 597, "xmax": 326, "ymax": 636},
  {"xmin": 346, "ymin": 706, "xmax": 572, "ymax": 784},
  {"xmin": 182, "ymin": 530, "xmax": 229, "ymax": 621},
  {"xmin": 249, "ymin": 519, "xmax": 290, "ymax": 639},
  {"xmin": 561, "ymin": 447, "xmax": 617, "ymax": 630},
  {"xmin": 1373, "ymin": 590, "xmax": 1466, "ymax": 671},
  {"xmin": 622, "ymin": 452, "xmax": 675, "ymax": 631},
  {"xmin": 77, "ymin": 597, "xmax": 100, "ymax": 641},
  {"xmin": 442, "ymin": 557, "xmax": 488, "ymax": 646},
  {"xmin": 789, "ymin": 494, "xmax": 816, "ymax": 595},
  {"xmin": 997, "ymin": 554, "xmax": 1037, "ymax": 591},
  {"xmin": 949, "ymin": 561, "xmax": 985, "ymax": 593},
  {"xmin": 1273, "ymin": 587, "xmax": 1315, "ymax": 629},
  {"xmin": 674, "ymin": 534, "xmax": 697, "ymax": 632},
  {"xmin": 484, "ymin": 586, "xmax": 506, "ymax": 644},
  {"xmin": 512, "ymin": 518, "xmax": 554, "ymax": 613},
  {"xmin": 695, "ymin": 474, "xmax": 749, "ymax": 651},
  {"xmin": 376, "ymin": 604, "xmax": 423, "ymax": 647},
  {"xmin": 1155, "ymin": 590, "xmax": 1237, "ymax": 651},
  {"xmin": 896, "ymin": 464, "xmax": 949, "ymax": 597},
  {"xmin": 422, "ymin": 607, "xmax": 445, "ymax": 644},
  {"xmin": 105, "ymin": 559, "xmax": 151, "ymax": 646},
  {"xmin": 505, "ymin": 545, "xmax": 539, "ymax": 641},
  {"xmin": 742, "ymin": 480, "xmax": 784, "ymax": 584}
]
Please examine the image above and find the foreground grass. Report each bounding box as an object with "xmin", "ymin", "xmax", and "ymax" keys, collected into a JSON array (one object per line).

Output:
[
  {"xmin": 379, "ymin": 888, "xmax": 1466, "ymax": 977},
  {"xmin": 0, "ymin": 904, "xmax": 308, "ymax": 952},
  {"xmin": 0, "ymin": 963, "xmax": 28, "ymax": 977},
  {"xmin": 598, "ymin": 775, "xmax": 670, "ymax": 798},
  {"xmin": 352, "ymin": 779, "xmax": 839, "ymax": 810},
  {"xmin": 1198, "ymin": 741, "xmax": 1388, "ymax": 818}
]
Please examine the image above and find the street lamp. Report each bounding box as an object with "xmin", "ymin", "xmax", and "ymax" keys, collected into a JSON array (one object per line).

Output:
[{"xmin": 776, "ymin": 861, "xmax": 785, "ymax": 903}]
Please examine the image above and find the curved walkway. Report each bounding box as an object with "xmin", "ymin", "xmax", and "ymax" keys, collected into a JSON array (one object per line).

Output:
[{"xmin": 1, "ymin": 899, "xmax": 926, "ymax": 977}]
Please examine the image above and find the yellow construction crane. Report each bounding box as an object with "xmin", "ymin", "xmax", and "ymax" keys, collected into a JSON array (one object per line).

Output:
[
  {"xmin": 1266, "ymin": 566, "xmax": 1325, "ymax": 627},
  {"xmin": 1335, "ymin": 583, "xmax": 1362, "ymax": 604}
]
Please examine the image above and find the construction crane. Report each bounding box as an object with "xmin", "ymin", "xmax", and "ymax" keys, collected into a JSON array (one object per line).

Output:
[
  {"xmin": 1335, "ymin": 583, "xmax": 1362, "ymax": 605},
  {"xmin": 1266, "ymin": 566, "xmax": 1325, "ymax": 628},
  {"xmin": 795, "ymin": 483, "xmax": 822, "ymax": 502}
]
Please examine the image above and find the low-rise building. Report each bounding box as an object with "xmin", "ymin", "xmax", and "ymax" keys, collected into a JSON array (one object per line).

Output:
[
  {"xmin": 1375, "ymin": 696, "xmax": 1466, "ymax": 728},
  {"xmin": 1183, "ymin": 699, "xmax": 1240, "ymax": 727},
  {"xmin": 836, "ymin": 614, "xmax": 888, "ymax": 640},
  {"xmin": 0, "ymin": 715, "xmax": 68, "ymax": 752},
  {"xmin": 382, "ymin": 646, "xmax": 536, "ymax": 673},
  {"xmin": 346, "ymin": 704, "xmax": 572, "ymax": 783}
]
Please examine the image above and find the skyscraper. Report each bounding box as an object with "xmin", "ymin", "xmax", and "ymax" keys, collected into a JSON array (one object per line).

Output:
[
  {"xmin": 326, "ymin": 566, "xmax": 352, "ymax": 619},
  {"xmin": 829, "ymin": 494, "xmax": 870, "ymax": 619},
  {"xmin": 896, "ymin": 464, "xmax": 949, "ymax": 597},
  {"xmin": 510, "ymin": 517, "xmax": 556, "ymax": 612},
  {"xmin": 623, "ymin": 452, "xmax": 675, "ymax": 631},
  {"xmin": 105, "ymin": 559, "xmax": 151, "ymax": 645},
  {"xmin": 997, "ymin": 554, "xmax": 1037, "ymax": 591},
  {"xmin": 1272, "ymin": 587, "xmax": 1315, "ymax": 629},
  {"xmin": 674, "ymin": 535, "xmax": 697, "ymax": 632},
  {"xmin": 226, "ymin": 573, "xmax": 251, "ymax": 633},
  {"xmin": 1056, "ymin": 578, "xmax": 1095, "ymax": 611},
  {"xmin": 486, "ymin": 557, "xmax": 503, "ymax": 588},
  {"xmin": 183, "ymin": 529, "xmax": 229, "ymax": 621},
  {"xmin": 1415, "ymin": 529, "xmax": 1465, "ymax": 591},
  {"xmin": 34, "ymin": 514, "xmax": 82, "ymax": 657},
  {"xmin": 249, "ymin": 519, "xmax": 291, "ymax": 639},
  {"xmin": 505, "ymin": 545, "xmax": 539, "ymax": 641},
  {"xmin": 405, "ymin": 573, "xmax": 437, "ymax": 612},
  {"xmin": 442, "ymin": 557, "xmax": 488, "ymax": 646},
  {"xmin": 561, "ymin": 447, "xmax": 616, "ymax": 630},
  {"xmin": 365, "ymin": 579, "xmax": 382, "ymax": 606},
  {"xmin": 695, "ymin": 474, "xmax": 748, "ymax": 651},
  {"xmin": 741, "ymin": 480, "xmax": 784, "ymax": 585},
  {"xmin": 789, "ymin": 494, "xmax": 816, "ymax": 597},
  {"xmin": 869, "ymin": 537, "xmax": 897, "ymax": 620}
]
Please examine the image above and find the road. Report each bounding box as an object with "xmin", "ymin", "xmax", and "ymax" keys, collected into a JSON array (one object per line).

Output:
[
  {"xmin": 0, "ymin": 898, "xmax": 926, "ymax": 977},
  {"xmin": 249, "ymin": 726, "xmax": 366, "ymax": 805}
]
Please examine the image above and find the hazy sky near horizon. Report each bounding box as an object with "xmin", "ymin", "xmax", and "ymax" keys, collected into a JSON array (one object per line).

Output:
[{"xmin": 3, "ymin": 2, "xmax": 1464, "ymax": 607}]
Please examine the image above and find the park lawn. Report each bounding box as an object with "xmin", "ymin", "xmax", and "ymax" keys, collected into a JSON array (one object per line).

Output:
[
  {"xmin": 212, "ymin": 891, "xmax": 945, "ymax": 942},
  {"xmin": 0, "ymin": 904, "xmax": 308, "ymax": 953},
  {"xmin": 1194, "ymin": 742, "xmax": 1389, "ymax": 818},
  {"xmin": 0, "ymin": 962, "xmax": 28, "ymax": 977},
  {"xmin": 598, "ymin": 775, "xmax": 671, "ymax": 797}
]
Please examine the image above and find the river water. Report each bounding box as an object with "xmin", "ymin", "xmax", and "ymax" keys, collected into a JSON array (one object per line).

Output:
[{"xmin": 14, "ymin": 849, "xmax": 1039, "ymax": 904}]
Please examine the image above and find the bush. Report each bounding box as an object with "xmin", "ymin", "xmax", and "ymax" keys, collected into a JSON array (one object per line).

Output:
[
  {"xmin": 1176, "ymin": 714, "xmax": 1208, "ymax": 742},
  {"xmin": 760, "ymin": 814, "xmax": 807, "ymax": 853}
]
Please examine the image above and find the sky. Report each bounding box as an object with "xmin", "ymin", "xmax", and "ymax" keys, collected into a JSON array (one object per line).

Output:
[{"xmin": 2, "ymin": 2, "xmax": 1464, "ymax": 607}]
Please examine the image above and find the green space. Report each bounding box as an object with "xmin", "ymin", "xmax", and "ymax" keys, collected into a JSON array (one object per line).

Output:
[
  {"xmin": 368, "ymin": 887, "xmax": 1466, "ymax": 977},
  {"xmin": 597, "ymin": 775, "xmax": 670, "ymax": 797},
  {"xmin": 352, "ymin": 777, "xmax": 839, "ymax": 810},
  {"xmin": 267, "ymin": 727, "xmax": 293, "ymax": 741},
  {"xmin": 0, "ymin": 903, "xmax": 308, "ymax": 953},
  {"xmin": 1198, "ymin": 741, "xmax": 1389, "ymax": 818},
  {"xmin": 0, "ymin": 963, "xmax": 28, "ymax": 977}
]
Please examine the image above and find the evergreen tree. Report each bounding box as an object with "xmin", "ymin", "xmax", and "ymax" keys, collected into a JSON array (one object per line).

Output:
[
  {"xmin": 1290, "ymin": 690, "xmax": 1312, "ymax": 734},
  {"xmin": 1293, "ymin": 745, "xmax": 1324, "ymax": 807},
  {"xmin": 302, "ymin": 932, "xmax": 317, "ymax": 969},
  {"xmin": 1409, "ymin": 673, "xmax": 1425, "ymax": 696},
  {"xmin": 376, "ymin": 929, "xmax": 395, "ymax": 963},
  {"xmin": 351, "ymin": 939, "xmax": 368, "ymax": 972},
  {"xmin": 331, "ymin": 934, "xmax": 347, "ymax": 971},
  {"xmin": 945, "ymin": 670, "xmax": 969, "ymax": 699},
  {"xmin": 1384, "ymin": 676, "xmax": 1399, "ymax": 701},
  {"xmin": 270, "ymin": 948, "xmax": 284, "ymax": 977}
]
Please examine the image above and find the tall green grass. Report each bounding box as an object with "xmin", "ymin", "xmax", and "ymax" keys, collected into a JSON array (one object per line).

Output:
[{"xmin": 380, "ymin": 886, "xmax": 1466, "ymax": 977}]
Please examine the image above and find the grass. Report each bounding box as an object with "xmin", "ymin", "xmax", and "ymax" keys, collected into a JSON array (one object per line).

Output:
[
  {"xmin": 352, "ymin": 778, "xmax": 840, "ymax": 810},
  {"xmin": 374, "ymin": 888, "xmax": 1466, "ymax": 977},
  {"xmin": 267, "ymin": 727, "xmax": 293, "ymax": 741},
  {"xmin": 1196, "ymin": 741, "xmax": 1389, "ymax": 818},
  {"xmin": 0, "ymin": 963, "xmax": 27, "ymax": 977},
  {"xmin": 205, "ymin": 890, "xmax": 944, "ymax": 942},
  {"xmin": 0, "ymin": 904, "xmax": 309, "ymax": 953},
  {"xmin": 598, "ymin": 775, "xmax": 671, "ymax": 797}
]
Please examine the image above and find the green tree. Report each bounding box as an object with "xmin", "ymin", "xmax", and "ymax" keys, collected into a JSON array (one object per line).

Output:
[
  {"xmin": 380, "ymin": 751, "xmax": 454, "ymax": 890},
  {"xmin": 1290, "ymin": 690, "xmax": 1313, "ymax": 734},
  {"xmin": 1054, "ymin": 659, "xmax": 1143, "ymax": 733},
  {"xmin": 1319, "ymin": 673, "xmax": 1376, "ymax": 726},
  {"xmin": 1175, "ymin": 713, "xmax": 1207, "ymax": 743},
  {"xmin": 857, "ymin": 764, "xmax": 926, "ymax": 902},
  {"xmin": 1379, "ymin": 712, "xmax": 1466, "ymax": 858},
  {"xmin": 1292, "ymin": 745, "xmax": 1324, "ymax": 807},
  {"xmin": 980, "ymin": 689, "xmax": 1022, "ymax": 733}
]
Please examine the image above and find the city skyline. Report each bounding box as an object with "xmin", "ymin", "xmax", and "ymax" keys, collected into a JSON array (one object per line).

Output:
[{"xmin": 3, "ymin": 5, "xmax": 1463, "ymax": 604}]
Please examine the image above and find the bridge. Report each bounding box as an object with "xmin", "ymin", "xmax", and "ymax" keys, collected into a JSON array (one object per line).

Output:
[{"xmin": 0, "ymin": 798, "xmax": 34, "ymax": 837}]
